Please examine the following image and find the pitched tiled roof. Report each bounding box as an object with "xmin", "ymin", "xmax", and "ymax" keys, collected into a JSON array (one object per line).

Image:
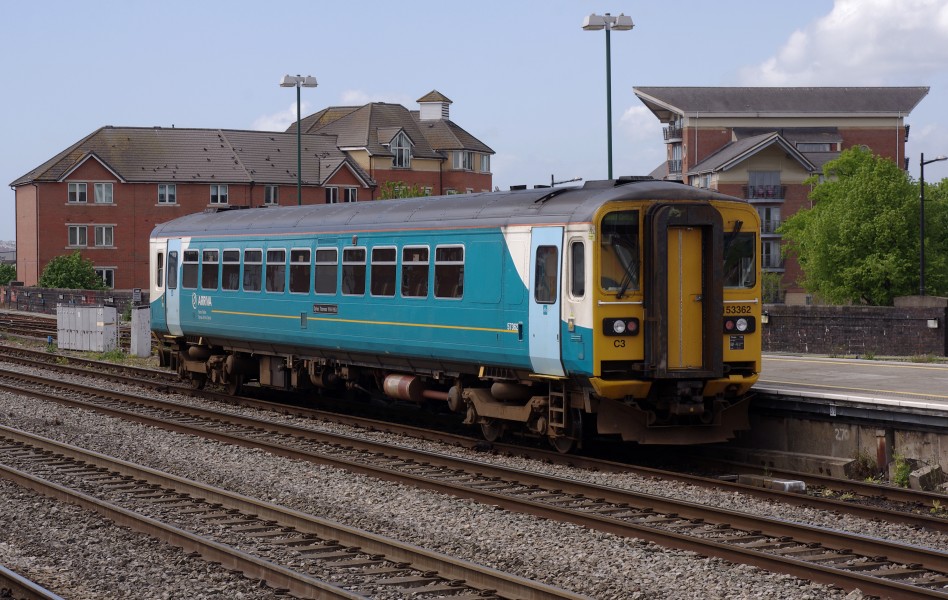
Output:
[
  {"xmin": 417, "ymin": 90, "xmax": 452, "ymax": 104},
  {"xmin": 635, "ymin": 87, "xmax": 930, "ymax": 121},
  {"xmin": 300, "ymin": 102, "xmax": 444, "ymax": 159},
  {"xmin": 688, "ymin": 132, "xmax": 816, "ymax": 175},
  {"xmin": 413, "ymin": 112, "xmax": 494, "ymax": 153},
  {"xmin": 10, "ymin": 127, "xmax": 372, "ymax": 188}
]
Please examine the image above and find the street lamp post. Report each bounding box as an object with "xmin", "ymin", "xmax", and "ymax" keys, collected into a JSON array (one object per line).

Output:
[
  {"xmin": 920, "ymin": 152, "xmax": 947, "ymax": 295},
  {"xmin": 280, "ymin": 74, "xmax": 318, "ymax": 205},
  {"xmin": 582, "ymin": 12, "xmax": 634, "ymax": 180}
]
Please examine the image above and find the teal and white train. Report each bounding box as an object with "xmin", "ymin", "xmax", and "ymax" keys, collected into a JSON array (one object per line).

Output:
[{"xmin": 150, "ymin": 178, "xmax": 761, "ymax": 451}]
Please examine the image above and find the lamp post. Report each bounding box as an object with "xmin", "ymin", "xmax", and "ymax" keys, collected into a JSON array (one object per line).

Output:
[
  {"xmin": 582, "ymin": 12, "xmax": 634, "ymax": 180},
  {"xmin": 280, "ymin": 74, "xmax": 318, "ymax": 205},
  {"xmin": 920, "ymin": 152, "xmax": 947, "ymax": 295}
]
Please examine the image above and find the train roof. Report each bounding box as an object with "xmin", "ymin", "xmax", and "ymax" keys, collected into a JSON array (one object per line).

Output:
[{"xmin": 150, "ymin": 178, "xmax": 744, "ymax": 239}]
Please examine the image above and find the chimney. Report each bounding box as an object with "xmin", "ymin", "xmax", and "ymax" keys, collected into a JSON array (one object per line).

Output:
[{"xmin": 418, "ymin": 90, "xmax": 452, "ymax": 121}]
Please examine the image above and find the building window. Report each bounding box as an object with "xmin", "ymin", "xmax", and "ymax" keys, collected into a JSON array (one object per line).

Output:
[
  {"xmin": 222, "ymin": 249, "xmax": 240, "ymax": 291},
  {"xmin": 182, "ymin": 250, "xmax": 199, "ymax": 289},
  {"xmin": 264, "ymin": 185, "xmax": 279, "ymax": 205},
  {"xmin": 401, "ymin": 246, "xmax": 429, "ymax": 298},
  {"xmin": 749, "ymin": 171, "xmax": 781, "ymax": 199},
  {"xmin": 201, "ymin": 249, "xmax": 219, "ymax": 290},
  {"xmin": 158, "ymin": 184, "xmax": 176, "ymax": 205},
  {"xmin": 289, "ymin": 248, "xmax": 311, "ymax": 294},
  {"xmin": 265, "ymin": 249, "xmax": 286, "ymax": 293},
  {"xmin": 343, "ymin": 187, "xmax": 358, "ymax": 203},
  {"xmin": 434, "ymin": 245, "xmax": 464, "ymax": 299},
  {"xmin": 370, "ymin": 247, "xmax": 397, "ymax": 297},
  {"xmin": 326, "ymin": 187, "xmax": 338, "ymax": 204},
  {"xmin": 243, "ymin": 249, "xmax": 262, "ymax": 292},
  {"xmin": 758, "ymin": 207, "xmax": 781, "ymax": 234},
  {"xmin": 94, "ymin": 225, "xmax": 114, "ymax": 247},
  {"xmin": 342, "ymin": 247, "xmax": 366, "ymax": 295},
  {"xmin": 423, "ymin": 187, "xmax": 432, "ymax": 196},
  {"xmin": 68, "ymin": 183, "xmax": 87, "ymax": 203},
  {"xmin": 315, "ymin": 248, "xmax": 338, "ymax": 295},
  {"xmin": 453, "ymin": 151, "xmax": 473, "ymax": 171},
  {"xmin": 445, "ymin": 189, "xmax": 457, "ymax": 195},
  {"xmin": 94, "ymin": 268, "xmax": 115, "ymax": 289},
  {"xmin": 210, "ymin": 184, "xmax": 228, "ymax": 204},
  {"xmin": 796, "ymin": 142, "xmax": 832, "ymax": 152},
  {"xmin": 68, "ymin": 225, "xmax": 87, "ymax": 247},
  {"xmin": 762, "ymin": 240, "xmax": 783, "ymax": 269},
  {"xmin": 392, "ymin": 132, "xmax": 412, "ymax": 168},
  {"xmin": 479, "ymin": 154, "xmax": 490, "ymax": 173},
  {"xmin": 94, "ymin": 183, "xmax": 113, "ymax": 204}
]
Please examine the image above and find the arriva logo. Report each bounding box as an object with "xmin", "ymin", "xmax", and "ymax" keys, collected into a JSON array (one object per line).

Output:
[{"xmin": 191, "ymin": 293, "xmax": 213, "ymax": 309}]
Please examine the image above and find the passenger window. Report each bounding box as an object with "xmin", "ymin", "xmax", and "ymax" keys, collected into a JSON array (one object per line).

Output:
[
  {"xmin": 167, "ymin": 251, "xmax": 178, "ymax": 289},
  {"xmin": 600, "ymin": 211, "xmax": 639, "ymax": 293},
  {"xmin": 290, "ymin": 248, "xmax": 311, "ymax": 294},
  {"xmin": 434, "ymin": 245, "xmax": 463, "ymax": 299},
  {"xmin": 534, "ymin": 245, "xmax": 558, "ymax": 304},
  {"xmin": 570, "ymin": 241, "xmax": 585, "ymax": 298},
  {"xmin": 371, "ymin": 247, "xmax": 396, "ymax": 297},
  {"xmin": 724, "ymin": 232, "xmax": 757, "ymax": 288},
  {"xmin": 222, "ymin": 250, "xmax": 240, "ymax": 291},
  {"xmin": 401, "ymin": 246, "xmax": 429, "ymax": 298},
  {"xmin": 342, "ymin": 248, "xmax": 366, "ymax": 295},
  {"xmin": 201, "ymin": 249, "xmax": 219, "ymax": 290},
  {"xmin": 315, "ymin": 248, "xmax": 338, "ymax": 295},
  {"xmin": 182, "ymin": 250, "xmax": 199, "ymax": 289},
  {"xmin": 156, "ymin": 252, "xmax": 165, "ymax": 290},
  {"xmin": 266, "ymin": 249, "xmax": 286, "ymax": 293},
  {"xmin": 243, "ymin": 249, "xmax": 262, "ymax": 292}
]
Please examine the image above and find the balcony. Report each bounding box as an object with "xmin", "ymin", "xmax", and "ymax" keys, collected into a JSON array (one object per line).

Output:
[
  {"xmin": 667, "ymin": 159, "xmax": 682, "ymax": 174},
  {"xmin": 663, "ymin": 126, "xmax": 682, "ymax": 141},
  {"xmin": 761, "ymin": 219, "xmax": 782, "ymax": 234},
  {"xmin": 742, "ymin": 185, "xmax": 786, "ymax": 200},
  {"xmin": 762, "ymin": 254, "xmax": 784, "ymax": 269}
]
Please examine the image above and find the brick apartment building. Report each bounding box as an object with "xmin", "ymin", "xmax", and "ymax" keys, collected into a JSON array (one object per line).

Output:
[
  {"xmin": 11, "ymin": 91, "xmax": 493, "ymax": 290},
  {"xmin": 634, "ymin": 86, "xmax": 929, "ymax": 304}
]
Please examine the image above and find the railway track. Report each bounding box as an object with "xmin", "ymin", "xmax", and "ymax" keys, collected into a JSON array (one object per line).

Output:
[
  {"xmin": 0, "ymin": 564, "xmax": 66, "ymax": 600},
  {"xmin": 1, "ymin": 366, "xmax": 947, "ymax": 597}
]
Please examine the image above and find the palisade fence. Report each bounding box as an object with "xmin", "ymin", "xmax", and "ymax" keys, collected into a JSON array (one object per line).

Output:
[{"xmin": 0, "ymin": 285, "xmax": 149, "ymax": 320}]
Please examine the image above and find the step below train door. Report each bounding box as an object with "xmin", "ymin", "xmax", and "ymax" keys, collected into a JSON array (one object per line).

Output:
[
  {"xmin": 645, "ymin": 204, "xmax": 723, "ymax": 378},
  {"xmin": 529, "ymin": 226, "xmax": 566, "ymax": 376}
]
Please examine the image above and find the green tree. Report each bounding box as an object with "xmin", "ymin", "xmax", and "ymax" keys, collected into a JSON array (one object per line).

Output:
[
  {"xmin": 780, "ymin": 146, "xmax": 948, "ymax": 305},
  {"xmin": 379, "ymin": 181, "xmax": 425, "ymax": 199},
  {"xmin": 0, "ymin": 263, "xmax": 15, "ymax": 285},
  {"xmin": 38, "ymin": 251, "xmax": 106, "ymax": 290}
]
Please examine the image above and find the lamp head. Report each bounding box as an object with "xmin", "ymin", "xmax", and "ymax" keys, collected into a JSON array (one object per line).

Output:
[
  {"xmin": 280, "ymin": 74, "xmax": 298, "ymax": 88},
  {"xmin": 611, "ymin": 13, "xmax": 634, "ymax": 30},
  {"xmin": 582, "ymin": 14, "xmax": 606, "ymax": 30}
]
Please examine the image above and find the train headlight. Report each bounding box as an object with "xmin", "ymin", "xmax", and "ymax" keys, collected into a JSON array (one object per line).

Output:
[
  {"xmin": 613, "ymin": 320, "xmax": 626, "ymax": 334},
  {"xmin": 735, "ymin": 318, "xmax": 749, "ymax": 332},
  {"xmin": 723, "ymin": 316, "xmax": 756, "ymax": 333}
]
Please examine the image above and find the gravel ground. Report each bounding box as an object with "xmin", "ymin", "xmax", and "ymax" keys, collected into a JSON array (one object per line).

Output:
[{"xmin": 0, "ymin": 359, "xmax": 900, "ymax": 599}]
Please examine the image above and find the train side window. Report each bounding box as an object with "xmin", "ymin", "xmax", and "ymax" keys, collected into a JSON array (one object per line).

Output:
[
  {"xmin": 724, "ymin": 232, "xmax": 757, "ymax": 288},
  {"xmin": 534, "ymin": 245, "xmax": 558, "ymax": 304},
  {"xmin": 156, "ymin": 252, "xmax": 165, "ymax": 290},
  {"xmin": 342, "ymin": 248, "xmax": 366, "ymax": 295},
  {"xmin": 182, "ymin": 250, "xmax": 199, "ymax": 289},
  {"xmin": 222, "ymin": 250, "xmax": 240, "ymax": 291},
  {"xmin": 370, "ymin": 246, "xmax": 397, "ymax": 297},
  {"xmin": 289, "ymin": 248, "xmax": 311, "ymax": 294},
  {"xmin": 315, "ymin": 248, "xmax": 338, "ymax": 295},
  {"xmin": 266, "ymin": 249, "xmax": 286, "ymax": 293},
  {"xmin": 569, "ymin": 241, "xmax": 585, "ymax": 299},
  {"xmin": 167, "ymin": 251, "xmax": 178, "ymax": 289},
  {"xmin": 401, "ymin": 246, "xmax": 429, "ymax": 298},
  {"xmin": 600, "ymin": 210, "xmax": 640, "ymax": 293},
  {"xmin": 201, "ymin": 249, "xmax": 219, "ymax": 290},
  {"xmin": 243, "ymin": 249, "xmax": 262, "ymax": 292},
  {"xmin": 434, "ymin": 245, "xmax": 464, "ymax": 299}
]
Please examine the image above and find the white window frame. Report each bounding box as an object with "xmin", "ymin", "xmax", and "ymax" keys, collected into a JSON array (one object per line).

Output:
[
  {"xmin": 68, "ymin": 182, "xmax": 87, "ymax": 203},
  {"xmin": 264, "ymin": 185, "xmax": 279, "ymax": 205},
  {"xmin": 158, "ymin": 183, "xmax": 176, "ymax": 205},
  {"xmin": 479, "ymin": 154, "xmax": 490, "ymax": 173},
  {"xmin": 453, "ymin": 151, "xmax": 473, "ymax": 171},
  {"xmin": 94, "ymin": 182, "xmax": 113, "ymax": 204},
  {"xmin": 68, "ymin": 225, "xmax": 87, "ymax": 247},
  {"xmin": 392, "ymin": 132, "xmax": 412, "ymax": 168},
  {"xmin": 94, "ymin": 225, "xmax": 114, "ymax": 247},
  {"xmin": 343, "ymin": 187, "xmax": 358, "ymax": 203},
  {"xmin": 210, "ymin": 184, "xmax": 229, "ymax": 205},
  {"xmin": 94, "ymin": 267, "xmax": 116, "ymax": 289},
  {"xmin": 326, "ymin": 187, "xmax": 339, "ymax": 204}
]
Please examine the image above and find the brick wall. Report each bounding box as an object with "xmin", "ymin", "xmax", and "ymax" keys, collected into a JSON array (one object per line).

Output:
[
  {"xmin": 762, "ymin": 303, "xmax": 948, "ymax": 357},
  {"xmin": 1, "ymin": 285, "xmax": 149, "ymax": 318}
]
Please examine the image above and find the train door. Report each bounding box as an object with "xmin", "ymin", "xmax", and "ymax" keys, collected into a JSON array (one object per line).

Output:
[
  {"xmin": 667, "ymin": 227, "xmax": 703, "ymax": 369},
  {"xmin": 166, "ymin": 238, "xmax": 183, "ymax": 336},
  {"xmin": 529, "ymin": 227, "xmax": 565, "ymax": 376}
]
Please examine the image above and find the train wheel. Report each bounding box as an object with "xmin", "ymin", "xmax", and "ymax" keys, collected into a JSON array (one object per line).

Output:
[
  {"xmin": 549, "ymin": 436, "xmax": 575, "ymax": 454},
  {"xmin": 480, "ymin": 419, "xmax": 504, "ymax": 443},
  {"xmin": 189, "ymin": 374, "xmax": 207, "ymax": 390},
  {"xmin": 225, "ymin": 375, "xmax": 243, "ymax": 396}
]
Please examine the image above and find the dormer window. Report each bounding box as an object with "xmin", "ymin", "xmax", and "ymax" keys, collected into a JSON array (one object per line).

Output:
[{"xmin": 392, "ymin": 132, "xmax": 412, "ymax": 168}]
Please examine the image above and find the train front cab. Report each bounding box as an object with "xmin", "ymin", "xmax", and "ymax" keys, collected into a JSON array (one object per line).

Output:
[{"xmin": 589, "ymin": 200, "xmax": 761, "ymax": 444}]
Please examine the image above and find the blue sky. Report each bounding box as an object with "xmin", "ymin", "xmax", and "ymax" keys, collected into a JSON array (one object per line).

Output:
[{"xmin": 4, "ymin": 0, "xmax": 948, "ymax": 243}]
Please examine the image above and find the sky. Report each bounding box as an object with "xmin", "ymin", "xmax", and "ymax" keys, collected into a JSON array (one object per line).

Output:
[{"xmin": 4, "ymin": 0, "xmax": 948, "ymax": 243}]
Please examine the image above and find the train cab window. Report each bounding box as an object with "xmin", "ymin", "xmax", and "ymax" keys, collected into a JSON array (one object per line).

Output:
[
  {"xmin": 201, "ymin": 250, "xmax": 219, "ymax": 290},
  {"xmin": 534, "ymin": 246, "xmax": 558, "ymax": 304},
  {"xmin": 156, "ymin": 252, "xmax": 164, "ymax": 290},
  {"xmin": 266, "ymin": 249, "xmax": 286, "ymax": 293},
  {"xmin": 600, "ymin": 211, "xmax": 640, "ymax": 294},
  {"xmin": 243, "ymin": 249, "xmax": 262, "ymax": 292},
  {"xmin": 342, "ymin": 248, "xmax": 366, "ymax": 295},
  {"xmin": 401, "ymin": 246, "xmax": 429, "ymax": 298},
  {"xmin": 569, "ymin": 241, "xmax": 585, "ymax": 299},
  {"xmin": 182, "ymin": 250, "xmax": 199, "ymax": 289},
  {"xmin": 289, "ymin": 249, "xmax": 311, "ymax": 294},
  {"xmin": 315, "ymin": 248, "xmax": 338, "ymax": 294},
  {"xmin": 370, "ymin": 247, "xmax": 397, "ymax": 297},
  {"xmin": 167, "ymin": 251, "xmax": 178, "ymax": 289},
  {"xmin": 724, "ymin": 232, "xmax": 757, "ymax": 288},
  {"xmin": 434, "ymin": 245, "xmax": 464, "ymax": 299},
  {"xmin": 222, "ymin": 250, "xmax": 240, "ymax": 291}
]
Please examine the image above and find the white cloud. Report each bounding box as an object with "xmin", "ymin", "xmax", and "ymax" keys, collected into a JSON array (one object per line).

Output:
[
  {"xmin": 740, "ymin": 0, "xmax": 948, "ymax": 85},
  {"xmin": 619, "ymin": 105, "xmax": 661, "ymax": 143},
  {"xmin": 251, "ymin": 102, "xmax": 316, "ymax": 132}
]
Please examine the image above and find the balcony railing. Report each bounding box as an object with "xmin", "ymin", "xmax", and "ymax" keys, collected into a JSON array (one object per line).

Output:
[
  {"xmin": 742, "ymin": 185, "xmax": 786, "ymax": 200},
  {"xmin": 761, "ymin": 254, "xmax": 785, "ymax": 269},
  {"xmin": 663, "ymin": 126, "xmax": 683, "ymax": 141},
  {"xmin": 667, "ymin": 159, "xmax": 682, "ymax": 174},
  {"xmin": 761, "ymin": 219, "xmax": 782, "ymax": 234}
]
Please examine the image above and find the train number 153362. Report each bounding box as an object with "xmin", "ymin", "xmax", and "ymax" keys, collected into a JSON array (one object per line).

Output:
[{"xmin": 724, "ymin": 305, "xmax": 752, "ymax": 314}]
